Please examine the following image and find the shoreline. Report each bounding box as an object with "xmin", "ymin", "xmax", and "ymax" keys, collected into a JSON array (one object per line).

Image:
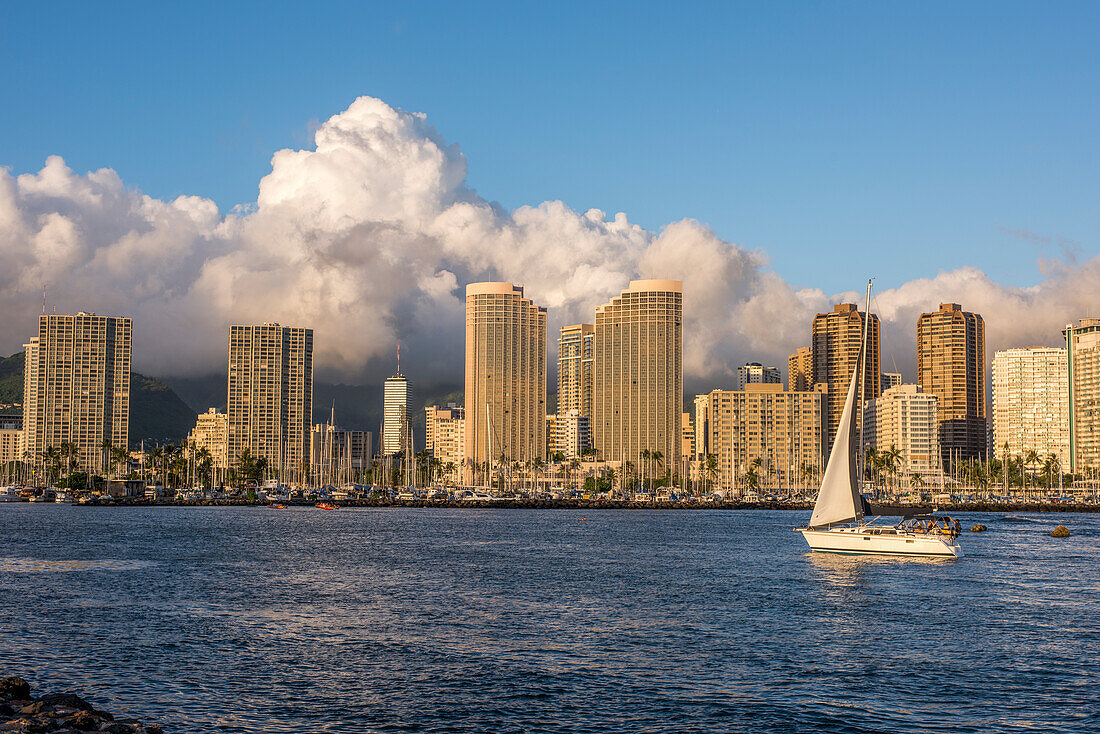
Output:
[{"xmin": 15, "ymin": 498, "xmax": 1100, "ymax": 513}]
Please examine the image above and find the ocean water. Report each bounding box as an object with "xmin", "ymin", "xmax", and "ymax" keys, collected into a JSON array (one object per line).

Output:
[{"xmin": 1, "ymin": 506, "xmax": 1098, "ymax": 733}]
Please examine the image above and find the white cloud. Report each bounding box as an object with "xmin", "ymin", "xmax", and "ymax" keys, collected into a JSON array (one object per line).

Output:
[{"xmin": 0, "ymin": 97, "xmax": 1091, "ymax": 390}]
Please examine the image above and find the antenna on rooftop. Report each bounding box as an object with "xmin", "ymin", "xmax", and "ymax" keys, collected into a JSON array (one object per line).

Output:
[
  {"xmin": 42, "ymin": 284, "xmax": 46, "ymax": 316},
  {"xmin": 397, "ymin": 341, "xmax": 401, "ymax": 376}
]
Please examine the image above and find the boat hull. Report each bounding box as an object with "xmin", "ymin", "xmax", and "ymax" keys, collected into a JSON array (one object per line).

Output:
[{"xmin": 800, "ymin": 527, "xmax": 960, "ymax": 558}]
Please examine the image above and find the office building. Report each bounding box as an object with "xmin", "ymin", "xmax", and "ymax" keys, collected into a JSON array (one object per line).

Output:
[
  {"xmin": 464, "ymin": 282, "xmax": 547, "ymax": 479},
  {"xmin": 702, "ymin": 384, "xmax": 824, "ymax": 493},
  {"xmin": 1064, "ymin": 319, "xmax": 1100, "ymax": 473},
  {"xmin": 227, "ymin": 323, "xmax": 313, "ymax": 477},
  {"xmin": 788, "ymin": 346, "xmax": 813, "ymax": 392},
  {"xmin": 559, "ymin": 324, "xmax": 595, "ymax": 425},
  {"xmin": 22, "ymin": 313, "xmax": 132, "ymax": 472},
  {"xmin": 186, "ymin": 408, "xmax": 230, "ymax": 469},
  {"xmin": 863, "ymin": 384, "xmax": 940, "ymax": 482},
  {"xmin": 593, "ymin": 280, "xmax": 683, "ymax": 472},
  {"xmin": 812, "ymin": 303, "xmax": 880, "ymax": 451},
  {"xmin": 382, "ymin": 373, "xmax": 409, "ymax": 456},
  {"xmin": 736, "ymin": 362, "xmax": 781, "ymax": 391},
  {"xmin": 991, "ymin": 347, "xmax": 1070, "ymax": 468},
  {"xmin": 917, "ymin": 303, "xmax": 987, "ymax": 466}
]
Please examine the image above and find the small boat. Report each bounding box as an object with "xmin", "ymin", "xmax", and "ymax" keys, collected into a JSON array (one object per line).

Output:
[
  {"xmin": 797, "ymin": 280, "xmax": 960, "ymax": 559},
  {"xmin": 314, "ymin": 502, "xmax": 339, "ymax": 510},
  {"xmin": 268, "ymin": 503, "xmax": 288, "ymax": 509},
  {"xmin": 0, "ymin": 486, "xmax": 24, "ymax": 502}
]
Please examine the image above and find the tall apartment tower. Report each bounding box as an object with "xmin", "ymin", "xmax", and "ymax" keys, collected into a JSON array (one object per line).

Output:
[
  {"xmin": 1063, "ymin": 319, "xmax": 1100, "ymax": 473},
  {"xmin": 917, "ymin": 303, "xmax": 987, "ymax": 467},
  {"xmin": 382, "ymin": 373, "xmax": 409, "ymax": 456},
  {"xmin": 736, "ymin": 362, "xmax": 781, "ymax": 390},
  {"xmin": 788, "ymin": 346, "xmax": 813, "ymax": 391},
  {"xmin": 226, "ymin": 323, "xmax": 313, "ymax": 475},
  {"xmin": 593, "ymin": 280, "xmax": 683, "ymax": 472},
  {"xmin": 881, "ymin": 372, "xmax": 903, "ymax": 392},
  {"xmin": 992, "ymin": 347, "xmax": 1070, "ymax": 468},
  {"xmin": 812, "ymin": 303, "xmax": 880, "ymax": 452},
  {"xmin": 558, "ymin": 324, "xmax": 595, "ymax": 420},
  {"xmin": 464, "ymin": 282, "xmax": 547, "ymax": 479},
  {"xmin": 22, "ymin": 313, "xmax": 132, "ymax": 472}
]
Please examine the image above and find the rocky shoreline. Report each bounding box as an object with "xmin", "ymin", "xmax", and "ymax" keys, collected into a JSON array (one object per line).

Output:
[
  {"xmin": 49, "ymin": 497, "xmax": 1100, "ymax": 513},
  {"xmin": 0, "ymin": 677, "xmax": 160, "ymax": 734}
]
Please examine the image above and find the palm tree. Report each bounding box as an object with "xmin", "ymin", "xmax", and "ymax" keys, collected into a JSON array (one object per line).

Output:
[
  {"xmin": 99, "ymin": 438, "xmax": 113, "ymax": 477},
  {"xmin": 1024, "ymin": 449, "xmax": 1040, "ymax": 499},
  {"xmin": 41, "ymin": 445, "xmax": 60, "ymax": 486},
  {"xmin": 705, "ymin": 454, "xmax": 718, "ymax": 496},
  {"xmin": 639, "ymin": 449, "xmax": 650, "ymax": 493},
  {"xmin": 651, "ymin": 450, "xmax": 664, "ymax": 494}
]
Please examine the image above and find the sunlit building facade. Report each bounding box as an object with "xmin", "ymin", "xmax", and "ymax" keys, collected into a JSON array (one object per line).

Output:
[{"xmin": 991, "ymin": 347, "xmax": 1070, "ymax": 468}]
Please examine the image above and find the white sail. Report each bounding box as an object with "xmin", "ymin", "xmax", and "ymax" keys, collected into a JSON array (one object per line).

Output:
[{"xmin": 808, "ymin": 333, "xmax": 865, "ymax": 529}]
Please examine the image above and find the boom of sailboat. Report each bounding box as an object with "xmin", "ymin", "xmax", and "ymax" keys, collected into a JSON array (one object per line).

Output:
[{"xmin": 798, "ymin": 279, "xmax": 962, "ymax": 558}]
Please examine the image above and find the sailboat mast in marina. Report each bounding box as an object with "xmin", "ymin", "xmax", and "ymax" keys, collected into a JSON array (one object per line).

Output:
[{"xmin": 798, "ymin": 280, "xmax": 962, "ymax": 558}]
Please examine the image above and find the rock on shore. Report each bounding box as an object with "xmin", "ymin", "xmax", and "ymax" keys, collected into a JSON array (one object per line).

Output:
[
  {"xmin": 970, "ymin": 523, "xmax": 987, "ymax": 532},
  {"xmin": 0, "ymin": 676, "xmax": 161, "ymax": 733},
  {"xmin": 1050, "ymin": 525, "xmax": 1071, "ymax": 538}
]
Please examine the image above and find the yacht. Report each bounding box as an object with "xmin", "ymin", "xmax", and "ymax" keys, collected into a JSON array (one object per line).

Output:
[
  {"xmin": 797, "ymin": 280, "xmax": 961, "ymax": 558},
  {"xmin": 0, "ymin": 486, "xmax": 23, "ymax": 502}
]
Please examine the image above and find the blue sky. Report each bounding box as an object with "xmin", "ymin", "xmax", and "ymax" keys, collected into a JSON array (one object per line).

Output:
[{"xmin": 1, "ymin": 0, "xmax": 1097, "ymax": 293}]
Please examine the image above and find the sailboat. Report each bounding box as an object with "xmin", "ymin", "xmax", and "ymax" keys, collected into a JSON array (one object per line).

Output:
[{"xmin": 798, "ymin": 280, "xmax": 961, "ymax": 558}]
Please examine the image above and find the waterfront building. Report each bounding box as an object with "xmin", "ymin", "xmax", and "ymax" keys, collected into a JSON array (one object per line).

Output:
[
  {"xmin": 464, "ymin": 282, "xmax": 547, "ymax": 481},
  {"xmin": 812, "ymin": 303, "xmax": 880, "ymax": 452},
  {"xmin": 693, "ymin": 394, "xmax": 709, "ymax": 459},
  {"xmin": 788, "ymin": 346, "xmax": 813, "ymax": 392},
  {"xmin": 382, "ymin": 373, "xmax": 409, "ymax": 456},
  {"xmin": 425, "ymin": 404, "xmax": 465, "ymax": 477},
  {"xmin": 0, "ymin": 427, "xmax": 22, "ymax": 465},
  {"xmin": 1063, "ymin": 319, "xmax": 1100, "ymax": 473},
  {"xmin": 991, "ymin": 347, "xmax": 1070, "ymax": 469},
  {"xmin": 558, "ymin": 324, "xmax": 595, "ymax": 426},
  {"xmin": 681, "ymin": 412, "xmax": 694, "ymax": 461},
  {"xmin": 186, "ymin": 408, "xmax": 230, "ymax": 469},
  {"xmin": 703, "ymin": 384, "xmax": 824, "ymax": 494},
  {"xmin": 863, "ymin": 384, "xmax": 940, "ymax": 483},
  {"xmin": 226, "ymin": 323, "xmax": 313, "ymax": 478},
  {"xmin": 22, "ymin": 313, "xmax": 132, "ymax": 472},
  {"xmin": 547, "ymin": 409, "xmax": 591, "ymax": 458},
  {"xmin": 736, "ymin": 362, "xmax": 781, "ymax": 391},
  {"xmin": 881, "ymin": 372, "xmax": 903, "ymax": 392},
  {"xmin": 593, "ymin": 280, "xmax": 683, "ymax": 473},
  {"xmin": 917, "ymin": 303, "xmax": 987, "ymax": 466},
  {"xmin": 310, "ymin": 423, "xmax": 371, "ymax": 484}
]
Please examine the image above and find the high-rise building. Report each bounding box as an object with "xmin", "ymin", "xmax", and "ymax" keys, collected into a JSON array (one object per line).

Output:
[
  {"xmin": 736, "ymin": 362, "xmax": 781, "ymax": 391},
  {"xmin": 991, "ymin": 347, "xmax": 1070, "ymax": 468},
  {"xmin": 681, "ymin": 412, "xmax": 694, "ymax": 463},
  {"xmin": 559, "ymin": 324, "xmax": 595, "ymax": 426},
  {"xmin": 425, "ymin": 404, "xmax": 465, "ymax": 475},
  {"xmin": 0, "ymin": 416, "xmax": 23, "ymax": 465},
  {"xmin": 382, "ymin": 373, "xmax": 409, "ymax": 456},
  {"xmin": 881, "ymin": 372, "xmax": 903, "ymax": 392},
  {"xmin": 917, "ymin": 303, "xmax": 987, "ymax": 466},
  {"xmin": 22, "ymin": 313, "xmax": 132, "ymax": 472},
  {"xmin": 593, "ymin": 280, "xmax": 683, "ymax": 472},
  {"xmin": 788, "ymin": 346, "xmax": 813, "ymax": 392},
  {"xmin": 1063, "ymin": 319, "xmax": 1100, "ymax": 473},
  {"xmin": 863, "ymin": 384, "xmax": 940, "ymax": 483},
  {"xmin": 547, "ymin": 409, "xmax": 591, "ymax": 458},
  {"xmin": 693, "ymin": 393, "xmax": 709, "ymax": 459},
  {"xmin": 464, "ymin": 282, "xmax": 547, "ymax": 479},
  {"xmin": 812, "ymin": 303, "xmax": 880, "ymax": 452},
  {"xmin": 702, "ymin": 384, "xmax": 824, "ymax": 493},
  {"xmin": 226, "ymin": 323, "xmax": 313, "ymax": 476},
  {"xmin": 187, "ymin": 408, "xmax": 230, "ymax": 469}
]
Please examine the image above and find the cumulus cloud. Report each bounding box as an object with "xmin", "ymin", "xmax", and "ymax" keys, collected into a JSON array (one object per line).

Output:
[{"xmin": 0, "ymin": 96, "xmax": 1092, "ymax": 391}]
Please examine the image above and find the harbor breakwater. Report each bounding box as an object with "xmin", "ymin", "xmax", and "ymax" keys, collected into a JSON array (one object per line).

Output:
[{"xmin": 0, "ymin": 677, "xmax": 161, "ymax": 734}]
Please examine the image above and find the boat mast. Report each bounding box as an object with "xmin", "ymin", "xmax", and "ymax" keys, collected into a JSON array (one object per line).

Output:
[{"xmin": 858, "ymin": 278, "xmax": 872, "ymax": 512}]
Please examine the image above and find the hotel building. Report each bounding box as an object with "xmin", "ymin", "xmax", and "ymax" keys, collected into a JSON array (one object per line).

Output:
[
  {"xmin": 991, "ymin": 347, "xmax": 1070, "ymax": 468},
  {"xmin": 226, "ymin": 323, "xmax": 313, "ymax": 475},
  {"xmin": 22, "ymin": 313, "xmax": 132, "ymax": 472},
  {"xmin": 917, "ymin": 303, "xmax": 987, "ymax": 466},
  {"xmin": 863, "ymin": 384, "xmax": 940, "ymax": 482},
  {"xmin": 881, "ymin": 372, "xmax": 903, "ymax": 392},
  {"xmin": 788, "ymin": 346, "xmax": 813, "ymax": 392},
  {"xmin": 812, "ymin": 303, "xmax": 881, "ymax": 451},
  {"xmin": 702, "ymin": 384, "xmax": 824, "ymax": 493},
  {"xmin": 1063, "ymin": 319, "xmax": 1100, "ymax": 473},
  {"xmin": 426, "ymin": 404, "xmax": 465, "ymax": 476},
  {"xmin": 593, "ymin": 280, "xmax": 683, "ymax": 473},
  {"xmin": 464, "ymin": 282, "xmax": 547, "ymax": 479},
  {"xmin": 559, "ymin": 324, "xmax": 595, "ymax": 425}
]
